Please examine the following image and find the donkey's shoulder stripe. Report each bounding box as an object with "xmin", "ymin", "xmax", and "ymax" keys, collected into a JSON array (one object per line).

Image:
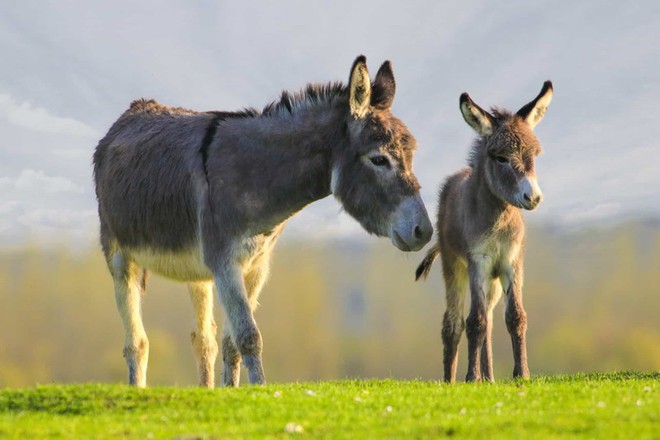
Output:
[
  {"xmin": 200, "ymin": 110, "xmax": 260, "ymax": 169},
  {"xmin": 200, "ymin": 113, "xmax": 224, "ymax": 172}
]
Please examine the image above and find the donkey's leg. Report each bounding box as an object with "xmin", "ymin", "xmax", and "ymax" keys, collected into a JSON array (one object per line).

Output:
[
  {"xmin": 187, "ymin": 281, "xmax": 219, "ymax": 388},
  {"xmin": 465, "ymin": 260, "xmax": 489, "ymax": 382},
  {"xmin": 479, "ymin": 311, "xmax": 494, "ymax": 383},
  {"xmin": 217, "ymin": 253, "xmax": 270, "ymax": 387},
  {"xmin": 219, "ymin": 245, "xmax": 273, "ymax": 386},
  {"xmin": 111, "ymin": 252, "xmax": 149, "ymax": 387},
  {"xmin": 214, "ymin": 263, "xmax": 265, "ymax": 385},
  {"xmin": 441, "ymin": 254, "xmax": 467, "ymax": 383},
  {"xmin": 480, "ymin": 279, "xmax": 502, "ymax": 383},
  {"xmin": 502, "ymin": 260, "xmax": 530, "ymax": 379}
]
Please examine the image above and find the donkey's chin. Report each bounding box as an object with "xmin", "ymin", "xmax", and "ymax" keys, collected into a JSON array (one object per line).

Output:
[
  {"xmin": 520, "ymin": 199, "xmax": 541, "ymax": 211},
  {"xmin": 515, "ymin": 201, "xmax": 540, "ymax": 211},
  {"xmin": 510, "ymin": 197, "xmax": 540, "ymax": 211},
  {"xmin": 389, "ymin": 230, "xmax": 412, "ymax": 251},
  {"xmin": 390, "ymin": 229, "xmax": 430, "ymax": 252}
]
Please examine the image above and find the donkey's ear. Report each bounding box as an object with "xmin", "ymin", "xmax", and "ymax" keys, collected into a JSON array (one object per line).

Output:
[
  {"xmin": 517, "ymin": 81, "xmax": 553, "ymax": 129},
  {"xmin": 348, "ymin": 55, "xmax": 372, "ymax": 119},
  {"xmin": 460, "ymin": 93, "xmax": 495, "ymax": 136},
  {"xmin": 371, "ymin": 61, "xmax": 395, "ymax": 110}
]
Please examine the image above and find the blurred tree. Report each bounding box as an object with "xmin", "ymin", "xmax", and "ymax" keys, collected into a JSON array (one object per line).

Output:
[{"xmin": 0, "ymin": 220, "xmax": 658, "ymax": 386}]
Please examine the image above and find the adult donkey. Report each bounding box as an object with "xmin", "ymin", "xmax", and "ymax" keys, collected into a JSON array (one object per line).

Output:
[
  {"xmin": 416, "ymin": 82, "xmax": 553, "ymax": 382},
  {"xmin": 94, "ymin": 56, "xmax": 433, "ymax": 388}
]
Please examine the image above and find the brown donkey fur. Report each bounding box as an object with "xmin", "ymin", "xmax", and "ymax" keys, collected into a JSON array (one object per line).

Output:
[
  {"xmin": 416, "ymin": 82, "xmax": 553, "ymax": 382},
  {"xmin": 94, "ymin": 56, "xmax": 432, "ymax": 388}
]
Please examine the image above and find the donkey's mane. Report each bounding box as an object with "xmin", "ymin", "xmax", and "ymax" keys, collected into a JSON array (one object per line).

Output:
[
  {"xmin": 490, "ymin": 107, "xmax": 514, "ymax": 121},
  {"xmin": 262, "ymin": 82, "xmax": 348, "ymax": 117},
  {"xmin": 467, "ymin": 138, "xmax": 485, "ymax": 169},
  {"xmin": 128, "ymin": 82, "xmax": 348, "ymax": 121}
]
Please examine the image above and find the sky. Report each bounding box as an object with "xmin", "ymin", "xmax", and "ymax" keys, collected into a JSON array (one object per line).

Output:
[{"xmin": 0, "ymin": 0, "xmax": 658, "ymax": 247}]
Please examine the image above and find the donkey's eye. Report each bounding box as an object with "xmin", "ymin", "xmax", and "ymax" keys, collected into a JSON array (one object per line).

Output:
[
  {"xmin": 370, "ymin": 155, "xmax": 390, "ymax": 168},
  {"xmin": 494, "ymin": 155, "xmax": 509, "ymax": 164}
]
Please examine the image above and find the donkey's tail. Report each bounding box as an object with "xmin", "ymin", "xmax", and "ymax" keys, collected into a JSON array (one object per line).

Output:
[
  {"xmin": 415, "ymin": 244, "xmax": 440, "ymax": 281},
  {"xmin": 140, "ymin": 269, "xmax": 150, "ymax": 293}
]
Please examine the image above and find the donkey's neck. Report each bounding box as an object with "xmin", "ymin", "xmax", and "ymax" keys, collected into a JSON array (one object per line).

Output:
[
  {"xmin": 256, "ymin": 106, "xmax": 347, "ymax": 200},
  {"xmin": 212, "ymin": 102, "xmax": 348, "ymax": 231}
]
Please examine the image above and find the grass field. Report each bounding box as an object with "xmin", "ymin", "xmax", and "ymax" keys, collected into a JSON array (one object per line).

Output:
[{"xmin": 0, "ymin": 372, "xmax": 657, "ymax": 439}]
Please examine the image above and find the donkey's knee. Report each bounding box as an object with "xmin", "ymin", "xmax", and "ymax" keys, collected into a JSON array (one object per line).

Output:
[
  {"xmin": 442, "ymin": 310, "xmax": 465, "ymax": 346},
  {"xmin": 222, "ymin": 333, "xmax": 240, "ymax": 366},
  {"xmin": 234, "ymin": 325, "xmax": 263, "ymax": 357},
  {"xmin": 123, "ymin": 337, "xmax": 149, "ymax": 361},
  {"xmin": 466, "ymin": 306, "xmax": 487, "ymax": 341},
  {"xmin": 221, "ymin": 333, "xmax": 241, "ymax": 387},
  {"xmin": 191, "ymin": 328, "xmax": 219, "ymax": 363},
  {"xmin": 505, "ymin": 307, "xmax": 527, "ymax": 338}
]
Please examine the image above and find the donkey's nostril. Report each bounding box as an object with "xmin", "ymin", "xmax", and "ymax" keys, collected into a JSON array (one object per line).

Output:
[
  {"xmin": 523, "ymin": 193, "xmax": 532, "ymax": 202},
  {"xmin": 414, "ymin": 226, "xmax": 423, "ymax": 240}
]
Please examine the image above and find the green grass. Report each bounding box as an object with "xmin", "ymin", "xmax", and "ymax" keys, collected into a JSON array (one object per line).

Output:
[{"xmin": 0, "ymin": 372, "xmax": 658, "ymax": 439}]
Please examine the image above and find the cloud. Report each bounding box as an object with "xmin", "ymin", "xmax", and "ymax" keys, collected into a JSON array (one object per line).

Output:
[
  {"xmin": 0, "ymin": 201, "xmax": 98, "ymax": 246},
  {"xmin": 51, "ymin": 148, "xmax": 90, "ymax": 159},
  {"xmin": 0, "ymin": 93, "xmax": 98, "ymax": 138},
  {"xmin": 16, "ymin": 208, "xmax": 97, "ymax": 228},
  {"xmin": 560, "ymin": 203, "xmax": 622, "ymax": 225},
  {"xmin": 12, "ymin": 207, "xmax": 98, "ymax": 246},
  {"xmin": 0, "ymin": 169, "xmax": 84, "ymax": 194},
  {"xmin": 0, "ymin": 201, "xmax": 20, "ymax": 215}
]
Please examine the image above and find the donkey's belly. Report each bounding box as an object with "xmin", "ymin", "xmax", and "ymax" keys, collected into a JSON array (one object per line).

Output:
[{"xmin": 128, "ymin": 247, "xmax": 213, "ymax": 282}]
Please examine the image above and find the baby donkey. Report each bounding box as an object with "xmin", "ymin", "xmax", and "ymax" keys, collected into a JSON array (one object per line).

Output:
[{"xmin": 416, "ymin": 82, "xmax": 553, "ymax": 382}]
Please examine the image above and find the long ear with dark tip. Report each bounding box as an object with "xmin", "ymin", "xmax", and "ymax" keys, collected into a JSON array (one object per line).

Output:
[
  {"xmin": 371, "ymin": 61, "xmax": 396, "ymax": 110},
  {"xmin": 517, "ymin": 81, "xmax": 553, "ymax": 129},
  {"xmin": 460, "ymin": 92, "xmax": 495, "ymax": 136},
  {"xmin": 348, "ymin": 55, "xmax": 372, "ymax": 119}
]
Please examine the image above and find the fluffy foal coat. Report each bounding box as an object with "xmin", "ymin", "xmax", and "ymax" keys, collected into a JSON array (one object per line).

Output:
[{"xmin": 416, "ymin": 82, "xmax": 553, "ymax": 382}]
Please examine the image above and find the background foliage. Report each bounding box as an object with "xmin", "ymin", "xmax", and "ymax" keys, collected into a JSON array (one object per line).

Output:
[{"xmin": 0, "ymin": 220, "xmax": 658, "ymax": 387}]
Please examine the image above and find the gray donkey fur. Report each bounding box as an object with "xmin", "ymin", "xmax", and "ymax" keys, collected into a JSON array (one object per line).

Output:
[
  {"xmin": 94, "ymin": 56, "xmax": 433, "ymax": 388},
  {"xmin": 416, "ymin": 81, "xmax": 553, "ymax": 382}
]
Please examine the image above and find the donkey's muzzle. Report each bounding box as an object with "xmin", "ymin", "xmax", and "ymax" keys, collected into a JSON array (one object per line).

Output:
[
  {"xmin": 522, "ymin": 192, "xmax": 542, "ymax": 210},
  {"xmin": 389, "ymin": 195, "xmax": 433, "ymax": 252},
  {"xmin": 519, "ymin": 176, "xmax": 543, "ymax": 210}
]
